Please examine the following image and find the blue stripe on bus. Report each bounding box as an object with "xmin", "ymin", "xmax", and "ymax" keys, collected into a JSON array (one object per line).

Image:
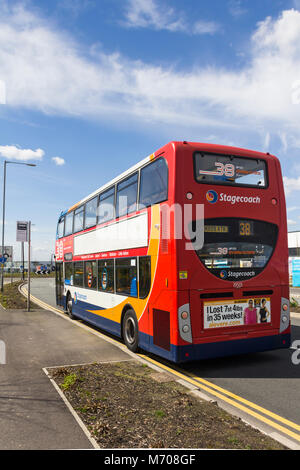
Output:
[
  {"xmin": 178, "ymin": 332, "xmax": 291, "ymax": 363},
  {"xmin": 139, "ymin": 332, "xmax": 291, "ymax": 363},
  {"xmin": 71, "ymin": 297, "xmax": 122, "ymax": 337}
]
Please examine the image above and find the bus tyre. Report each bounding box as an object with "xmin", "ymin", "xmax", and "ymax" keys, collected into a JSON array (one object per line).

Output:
[
  {"xmin": 123, "ymin": 310, "xmax": 139, "ymax": 353},
  {"xmin": 66, "ymin": 293, "xmax": 76, "ymax": 320}
]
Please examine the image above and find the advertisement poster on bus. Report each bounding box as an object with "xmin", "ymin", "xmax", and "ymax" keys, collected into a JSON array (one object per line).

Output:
[{"xmin": 203, "ymin": 298, "xmax": 271, "ymax": 329}]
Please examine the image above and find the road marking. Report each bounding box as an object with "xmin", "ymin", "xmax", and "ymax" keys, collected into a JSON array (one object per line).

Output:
[
  {"xmin": 140, "ymin": 355, "xmax": 300, "ymax": 444},
  {"xmin": 23, "ymin": 284, "xmax": 300, "ymax": 446},
  {"xmin": 183, "ymin": 370, "xmax": 300, "ymax": 432}
]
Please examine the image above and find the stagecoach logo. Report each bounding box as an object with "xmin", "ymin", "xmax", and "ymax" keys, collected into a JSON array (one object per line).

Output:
[
  {"xmin": 74, "ymin": 292, "xmax": 78, "ymax": 304},
  {"xmin": 101, "ymin": 268, "xmax": 108, "ymax": 291},
  {"xmin": 220, "ymin": 270, "xmax": 228, "ymax": 279},
  {"xmin": 206, "ymin": 190, "xmax": 218, "ymax": 204}
]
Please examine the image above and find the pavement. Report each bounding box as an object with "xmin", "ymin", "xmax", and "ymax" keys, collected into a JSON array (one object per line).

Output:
[
  {"xmin": 0, "ymin": 305, "xmax": 130, "ymax": 450},
  {"xmin": 290, "ymin": 287, "xmax": 300, "ymax": 300}
]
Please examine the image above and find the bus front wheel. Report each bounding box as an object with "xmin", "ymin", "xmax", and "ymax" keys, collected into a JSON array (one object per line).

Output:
[
  {"xmin": 122, "ymin": 309, "xmax": 139, "ymax": 353},
  {"xmin": 66, "ymin": 293, "xmax": 76, "ymax": 320}
]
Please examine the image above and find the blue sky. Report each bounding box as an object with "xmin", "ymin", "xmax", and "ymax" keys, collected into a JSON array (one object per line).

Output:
[{"xmin": 0, "ymin": 0, "xmax": 300, "ymax": 261}]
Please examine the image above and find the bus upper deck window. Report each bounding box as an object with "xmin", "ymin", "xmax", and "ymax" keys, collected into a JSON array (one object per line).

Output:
[{"xmin": 139, "ymin": 158, "xmax": 168, "ymax": 208}]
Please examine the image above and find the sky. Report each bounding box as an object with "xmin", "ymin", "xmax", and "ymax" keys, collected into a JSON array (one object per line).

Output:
[{"xmin": 1, "ymin": 0, "xmax": 300, "ymax": 261}]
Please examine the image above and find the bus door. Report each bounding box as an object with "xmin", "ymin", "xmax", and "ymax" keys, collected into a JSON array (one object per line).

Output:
[{"xmin": 55, "ymin": 262, "xmax": 64, "ymax": 307}]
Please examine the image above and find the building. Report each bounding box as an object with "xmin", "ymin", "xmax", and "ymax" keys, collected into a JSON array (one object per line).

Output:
[
  {"xmin": 288, "ymin": 231, "xmax": 300, "ymax": 257},
  {"xmin": 288, "ymin": 231, "xmax": 300, "ymax": 287}
]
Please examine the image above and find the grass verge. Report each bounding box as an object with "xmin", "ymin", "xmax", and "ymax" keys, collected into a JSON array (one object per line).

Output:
[
  {"xmin": 3, "ymin": 273, "xmax": 55, "ymax": 278},
  {"xmin": 0, "ymin": 281, "xmax": 39, "ymax": 309},
  {"xmin": 49, "ymin": 361, "xmax": 287, "ymax": 450}
]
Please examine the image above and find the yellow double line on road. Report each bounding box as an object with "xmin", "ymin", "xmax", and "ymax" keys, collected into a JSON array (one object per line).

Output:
[
  {"xmin": 21, "ymin": 284, "xmax": 300, "ymax": 446},
  {"xmin": 20, "ymin": 285, "xmax": 64, "ymax": 315},
  {"xmin": 140, "ymin": 355, "xmax": 300, "ymax": 445}
]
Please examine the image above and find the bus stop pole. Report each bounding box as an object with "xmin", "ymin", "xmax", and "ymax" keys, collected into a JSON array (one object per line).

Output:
[
  {"xmin": 27, "ymin": 221, "xmax": 31, "ymax": 312},
  {"xmin": 1, "ymin": 161, "xmax": 6, "ymax": 292},
  {"xmin": 21, "ymin": 242, "xmax": 24, "ymax": 281}
]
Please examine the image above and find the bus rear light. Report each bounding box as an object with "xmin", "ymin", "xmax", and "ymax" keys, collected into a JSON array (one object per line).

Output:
[
  {"xmin": 178, "ymin": 304, "xmax": 192, "ymax": 343},
  {"xmin": 280, "ymin": 298, "xmax": 290, "ymax": 333},
  {"xmin": 271, "ymin": 198, "xmax": 278, "ymax": 205},
  {"xmin": 186, "ymin": 192, "xmax": 193, "ymax": 200}
]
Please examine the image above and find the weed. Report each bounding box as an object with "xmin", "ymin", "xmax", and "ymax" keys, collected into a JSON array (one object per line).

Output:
[
  {"xmin": 154, "ymin": 410, "xmax": 166, "ymax": 419},
  {"xmin": 61, "ymin": 373, "xmax": 78, "ymax": 390}
]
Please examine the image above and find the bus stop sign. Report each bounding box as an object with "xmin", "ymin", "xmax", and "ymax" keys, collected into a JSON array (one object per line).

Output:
[{"xmin": 17, "ymin": 221, "xmax": 28, "ymax": 243}]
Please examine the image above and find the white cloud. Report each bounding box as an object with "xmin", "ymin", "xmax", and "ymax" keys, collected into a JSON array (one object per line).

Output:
[
  {"xmin": 228, "ymin": 0, "xmax": 248, "ymax": 18},
  {"xmin": 1, "ymin": 4, "xmax": 300, "ymax": 151},
  {"xmin": 288, "ymin": 218, "xmax": 297, "ymax": 225},
  {"xmin": 192, "ymin": 20, "xmax": 220, "ymax": 35},
  {"xmin": 283, "ymin": 176, "xmax": 300, "ymax": 196},
  {"xmin": 0, "ymin": 79, "xmax": 6, "ymax": 104},
  {"xmin": 52, "ymin": 156, "xmax": 65, "ymax": 166},
  {"xmin": 293, "ymin": 0, "xmax": 300, "ymax": 10},
  {"xmin": 58, "ymin": 0, "xmax": 94, "ymax": 17},
  {"xmin": 123, "ymin": 0, "xmax": 220, "ymax": 35},
  {"xmin": 263, "ymin": 132, "xmax": 270, "ymax": 150},
  {"xmin": 0, "ymin": 145, "xmax": 44, "ymax": 161}
]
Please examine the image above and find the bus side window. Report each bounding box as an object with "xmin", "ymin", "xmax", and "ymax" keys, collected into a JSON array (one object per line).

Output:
[
  {"xmin": 116, "ymin": 173, "xmax": 138, "ymax": 218},
  {"xmin": 74, "ymin": 206, "xmax": 85, "ymax": 233},
  {"xmin": 74, "ymin": 261, "xmax": 84, "ymax": 287},
  {"xmin": 139, "ymin": 256, "xmax": 151, "ymax": 298},
  {"xmin": 57, "ymin": 217, "xmax": 65, "ymax": 239},
  {"xmin": 85, "ymin": 197, "xmax": 97, "ymax": 229},
  {"xmin": 139, "ymin": 158, "xmax": 168, "ymax": 208},
  {"xmin": 98, "ymin": 187, "xmax": 115, "ymax": 224},
  {"xmin": 65, "ymin": 262, "xmax": 73, "ymax": 286},
  {"xmin": 64, "ymin": 212, "xmax": 73, "ymax": 237},
  {"xmin": 116, "ymin": 258, "xmax": 137, "ymax": 297},
  {"xmin": 98, "ymin": 260, "xmax": 114, "ymax": 292},
  {"xmin": 84, "ymin": 261, "xmax": 97, "ymax": 289}
]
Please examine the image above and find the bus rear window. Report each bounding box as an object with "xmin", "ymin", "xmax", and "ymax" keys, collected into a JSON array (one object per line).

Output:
[
  {"xmin": 194, "ymin": 153, "xmax": 267, "ymax": 188},
  {"xmin": 190, "ymin": 218, "xmax": 278, "ymax": 281}
]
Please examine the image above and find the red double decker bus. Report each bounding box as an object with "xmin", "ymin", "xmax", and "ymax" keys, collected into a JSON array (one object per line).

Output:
[{"xmin": 55, "ymin": 141, "xmax": 290, "ymax": 362}]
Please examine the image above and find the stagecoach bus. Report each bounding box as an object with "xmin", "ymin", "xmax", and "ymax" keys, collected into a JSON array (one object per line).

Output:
[{"xmin": 55, "ymin": 141, "xmax": 290, "ymax": 362}]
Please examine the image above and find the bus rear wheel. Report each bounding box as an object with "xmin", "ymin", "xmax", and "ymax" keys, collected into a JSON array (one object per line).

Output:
[
  {"xmin": 123, "ymin": 310, "xmax": 139, "ymax": 353},
  {"xmin": 66, "ymin": 293, "xmax": 76, "ymax": 320}
]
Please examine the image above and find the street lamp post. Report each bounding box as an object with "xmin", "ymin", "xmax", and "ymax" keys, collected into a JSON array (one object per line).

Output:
[{"xmin": 1, "ymin": 160, "xmax": 36, "ymax": 292}]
